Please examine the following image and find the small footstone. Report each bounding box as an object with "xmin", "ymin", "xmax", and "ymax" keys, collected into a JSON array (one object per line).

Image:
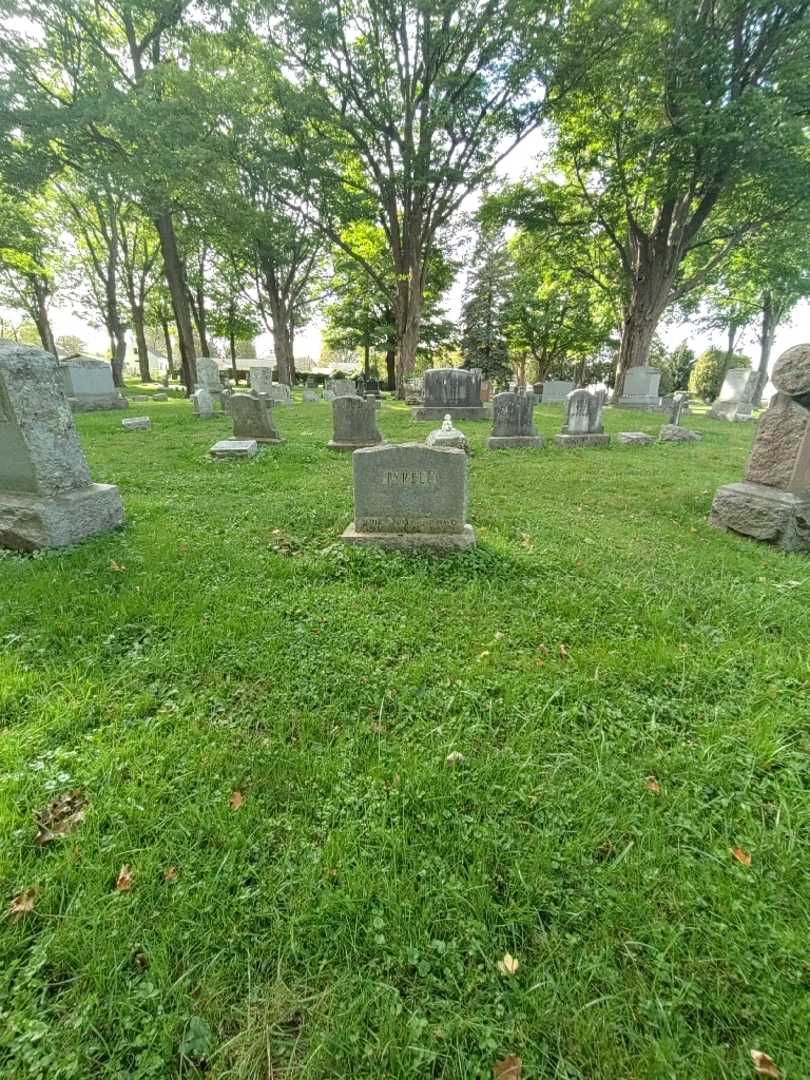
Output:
[
  {"xmin": 153, "ymin": 392, "xmax": 168, "ymax": 401},
  {"xmin": 209, "ymin": 439, "xmax": 258, "ymax": 459},
  {"xmin": 659, "ymin": 424, "xmax": 701, "ymax": 442},
  {"xmin": 122, "ymin": 417, "xmax": 151, "ymax": 431},
  {"xmin": 617, "ymin": 431, "xmax": 654, "ymax": 445}
]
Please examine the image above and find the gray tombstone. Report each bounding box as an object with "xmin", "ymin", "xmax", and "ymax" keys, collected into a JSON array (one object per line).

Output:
[
  {"xmin": 341, "ymin": 443, "xmax": 475, "ymax": 552},
  {"xmin": 426, "ymin": 414, "xmax": 470, "ymax": 453},
  {"xmin": 209, "ymin": 439, "xmax": 259, "ymax": 459},
  {"xmin": 153, "ymin": 391, "xmax": 168, "ymax": 402},
  {"xmin": 670, "ymin": 392, "xmax": 689, "ymax": 425},
  {"xmin": 539, "ymin": 379, "xmax": 575, "ymax": 404},
  {"xmin": 487, "ymin": 391, "xmax": 542, "ymax": 450},
  {"xmin": 618, "ymin": 366, "xmax": 662, "ymax": 409},
  {"xmin": 710, "ymin": 344, "xmax": 810, "ymax": 552},
  {"xmin": 617, "ymin": 431, "xmax": 654, "ymax": 445},
  {"xmin": 122, "ymin": 416, "xmax": 151, "ymax": 431},
  {"xmin": 404, "ymin": 376, "xmax": 424, "ymax": 405},
  {"xmin": 249, "ymin": 367, "xmax": 274, "ymax": 395},
  {"xmin": 59, "ymin": 356, "xmax": 127, "ymax": 412},
  {"xmin": 327, "ymin": 395, "xmax": 382, "ymax": 451},
  {"xmin": 709, "ymin": 368, "xmax": 757, "ymax": 421},
  {"xmin": 555, "ymin": 389, "xmax": 610, "ymax": 448},
  {"xmin": 325, "ymin": 379, "xmax": 355, "ymax": 401},
  {"xmin": 196, "ymin": 357, "xmax": 223, "ymax": 407},
  {"xmin": 0, "ymin": 342, "xmax": 124, "ymax": 550},
  {"xmin": 412, "ymin": 367, "xmax": 488, "ymax": 421},
  {"xmin": 303, "ymin": 388, "xmax": 320, "ymax": 402},
  {"xmin": 267, "ymin": 383, "xmax": 293, "ymax": 405},
  {"xmin": 229, "ymin": 391, "xmax": 284, "ymax": 443},
  {"xmin": 191, "ymin": 387, "xmax": 215, "ymax": 419}
]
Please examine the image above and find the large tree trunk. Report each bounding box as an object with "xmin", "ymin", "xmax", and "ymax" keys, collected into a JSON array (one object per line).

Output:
[
  {"xmin": 395, "ymin": 272, "xmax": 424, "ymax": 398},
  {"xmin": 154, "ymin": 211, "xmax": 197, "ymax": 391},
  {"xmin": 385, "ymin": 347, "xmax": 396, "ymax": 392},
  {"xmin": 160, "ymin": 315, "xmax": 175, "ymax": 378},
  {"xmin": 261, "ymin": 268, "xmax": 295, "ymax": 385},
  {"xmin": 188, "ymin": 285, "xmax": 210, "ymax": 358},
  {"xmin": 752, "ymin": 291, "xmax": 777, "ymax": 409},
  {"xmin": 30, "ymin": 275, "xmax": 57, "ymax": 356},
  {"xmin": 613, "ymin": 258, "xmax": 675, "ymax": 398},
  {"xmin": 132, "ymin": 303, "xmax": 151, "ymax": 382},
  {"xmin": 110, "ymin": 327, "xmax": 127, "ymax": 387}
]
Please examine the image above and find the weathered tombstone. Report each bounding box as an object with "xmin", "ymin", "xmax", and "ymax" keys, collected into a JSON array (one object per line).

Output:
[
  {"xmin": 327, "ymin": 395, "xmax": 382, "ymax": 451},
  {"xmin": 487, "ymin": 391, "xmax": 542, "ymax": 450},
  {"xmin": 709, "ymin": 344, "xmax": 810, "ymax": 551},
  {"xmin": 412, "ymin": 367, "xmax": 488, "ymax": 421},
  {"xmin": 670, "ymin": 393, "xmax": 689, "ymax": 425},
  {"xmin": 196, "ymin": 357, "xmax": 223, "ymax": 407},
  {"xmin": 617, "ymin": 431, "xmax": 654, "ymax": 445},
  {"xmin": 249, "ymin": 366, "xmax": 274, "ymax": 395},
  {"xmin": 404, "ymin": 376, "xmax": 423, "ymax": 405},
  {"xmin": 209, "ymin": 439, "xmax": 258, "ymax": 459},
  {"xmin": 122, "ymin": 416, "xmax": 151, "ymax": 431},
  {"xmin": 59, "ymin": 356, "xmax": 127, "ymax": 412},
  {"xmin": 618, "ymin": 366, "xmax": 662, "ymax": 409},
  {"xmin": 354, "ymin": 375, "xmax": 367, "ymax": 398},
  {"xmin": 366, "ymin": 377, "xmax": 382, "ymax": 398},
  {"xmin": 229, "ymin": 391, "xmax": 284, "ymax": 443},
  {"xmin": 153, "ymin": 391, "xmax": 168, "ymax": 402},
  {"xmin": 325, "ymin": 378, "xmax": 355, "ymax": 401},
  {"xmin": 659, "ymin": 424, "xmax": 701, "ymax": 442},
  {"xmin": 709, "ymin": 368, "xmax": 756, "ymax": 421},
  {"xmin": 302, "ymin": 388, "xmax": 320, "ymax": 402},
  {"xmin": 267, "ymin": 383, "xmax": 293, "ymax": 405},
  {"xmin": 539, "ymin": 379, "xmax": 575, "ymax": 405},
  {"xmin": 341, "ymin": 443, "xmax": 475, "ymax": 551},
  {"xmin": 555, "ymin": 389, "xmax": 610, "ymax": 448},
  {"xmin": 191, "ymin": 387, "xmax": 215, "ymax": 419},
  {"xmin": 426, "ymin": 414, "xmax": 470, "ymax": 453},
  {"xmin": 0, "ymin": 342, "xmax": 124, "ymax": 551}
]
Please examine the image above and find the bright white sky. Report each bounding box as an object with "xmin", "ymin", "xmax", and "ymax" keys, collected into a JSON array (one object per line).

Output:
[{"xmin": 7, "ymin": 127, "xmax": 809, "ymax": 368}]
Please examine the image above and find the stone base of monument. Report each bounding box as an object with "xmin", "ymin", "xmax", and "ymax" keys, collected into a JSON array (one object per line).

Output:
[
  {"xmin": 0, "ymin": 484, "xmax": 124, "ymax": 552},
  {"xmin": 487, "ymin": 435, "xmax": 543, "ymax": 450},
  {"xmin": 210, "ymin": 439, "xmax": 259, "ymax": 459},
  {"xmin": 617, "ymin": 432, "xmax": 654, "ymax": 445},
  {"xmin": 616, "ymin": 399, "xmax": 664, "ymax": 411},
  {"xmin": 412, "ymin": 406, "xmax": 489, "ymax": 422},
  {"xmin": 659, "ymin": 424, "xmax": 701, "ymax": 443},
  {"xmin": 708, "ymin": 404, "xmax": 753, "ymax": 422},
  {"xmin": 68, "ymin": 395, "xmax": 128, "ymax": 412},
  {"xmin": 554, "ymin": 433, "xmax": 610, "ymax": 448},
  {"xmin": 709, "ymin": 482, "xmax": 810, "ymax": 553},
  {"xmin": 341, "ymin": 522, "xmax": 476, "ymax": 552},
  {"xmin": 327, "ymin": 439, "xmax": 382, "ymax": 452}
]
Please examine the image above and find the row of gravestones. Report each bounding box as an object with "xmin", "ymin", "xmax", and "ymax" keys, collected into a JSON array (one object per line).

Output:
[{"xmin": 1, "ymin": 341, "xmax": 809, "ymax": 554}]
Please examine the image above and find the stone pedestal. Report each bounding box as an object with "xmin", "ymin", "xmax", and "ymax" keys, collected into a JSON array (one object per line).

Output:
[
  {"xmin": 412, "ymin": 367, "xmax": 489, "ymax": 421},
  {"xmin": 341, "ymin": 443, "xmax": 475, "ymax": 552},
  {"xmin": 0, "ymin": 342, "xmax": 124, "ymax": 551},
  {"xmin": 618, "ymin": 366, "xmax": 661, "ymax": 409},
  {"xmin": 210, "ymin": 439, "xmax": 259, "ymax": 459},
  {"xmin": 554, "ymin": 433, "xmax": 611, "ymax": 448},
  {"xmin": 709, "ymin": 483, "xmax": 810, "ymax": 552}
]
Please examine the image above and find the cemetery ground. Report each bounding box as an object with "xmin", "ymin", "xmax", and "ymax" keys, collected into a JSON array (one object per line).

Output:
[{"xmin": 1, "ymin": 396, "xmax": 809, "ymax": 1080}]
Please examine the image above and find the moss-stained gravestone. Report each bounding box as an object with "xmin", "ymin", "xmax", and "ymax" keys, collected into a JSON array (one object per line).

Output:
[
  {"xmin": 341, "ymin": 443, "xmax": 475, "ymax": 552},
  {"xmin": 0, "ymin": 342, "xmax": 124, "ymax": 551},
  {"xmin": 710, "ymin": 344, "xmax": 810, "ymax": 552}
]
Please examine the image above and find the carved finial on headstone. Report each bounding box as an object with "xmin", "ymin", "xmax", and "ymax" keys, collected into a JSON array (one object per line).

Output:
[{"xmin": 441, "ymin": 414, "xmax": 453, "ymax": 432}]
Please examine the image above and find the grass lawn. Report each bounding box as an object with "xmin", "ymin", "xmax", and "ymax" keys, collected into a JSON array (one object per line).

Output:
[{"xmin": 1, "ymin": 394, "xmax": 808, "ymax": 1079}]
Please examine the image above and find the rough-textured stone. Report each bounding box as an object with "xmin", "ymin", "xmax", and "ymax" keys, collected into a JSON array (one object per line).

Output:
[
  {"xmin": 59, "ymin": 357, "xmax": 127, "ymax": 412},
  {"xmin": 555, "ymin": 388, "xmax": 610, "ymax": 448},
  {"xmin": 709, "ymin": 482, "xmax": 810, "ymax": 552},
  {"xmin": 122, "ymin": 417, "xmax": 151, "ymax": 430},
  {"xmin": 196, "ymin": 357, "xmax": 223, "ymax": 405},
  {"xmin": 659, "ymin": 424, "xmax": 702, "ymax": 443},
  {"xmin": 426, "ymin": 414, "xmax": 470, "ymax": 453},
  {"xmin": 771, "ymin": 344, "xmax": 810, "ymax": 397},
  {"xmin": 412, "ymin": 367, "xmax": 488, "ymax": 421},
  {"xmin": 191, "ymin": 388, "xmax": 215, "ymax": 419},
  {"xmin": 325, "ymin": 379, "xmax": 355, "ymax": 402},
  {"xmin": 0, "ymin": 341, "xmax": 124, "ymax": 550},
  {"xmin": 209, "ymin": 439, "xmax": 258, "ymax": 459},
  {"xmin": 537, "ymin": 379, "xmax": 575, "ymax": 404},
  {"xmin": 229, "ymin": 391, "xmax": 284, "ymax": 443},
  {"xmin": 404, "ymin": 377, "xmax": 423, "ymax": 405},
  {"xmin": 618, "ymin": 366, "xmax": 662, "ymax": 409},
  {"xmin": 744, "ymin": 392, "xmax": 810, "ymax": 491},
  {"xmin": 670, "ymin": 392, "xmax": 690, "ymax": 425},
  {"xmin": 153, "ymin": 392, "xmax": 168, "ymax": 402},
  {"xmin": 249, "ymin": 367, "xmax": 274, "ymax": 395},
  {"xmin": 617, "ymin": 431, "xmax": 654, "ymax": 445},
  {"xmin": 487, "ymin": 391, "xmax": 542, "ymax": 450},
  {"xmin": 328, "ymin": 395, "xmax": 382, "ymax": 451},
  {"xmin": 267, "ymin": 383, "xmax": 293, "ymax": 405},
  {"xmin": 709, "ymin": 368, "xmax": 756, "ymax": 421},
  {"xmin": 341, "ymin": 443, "xmax": 475, "ymax": 551}
]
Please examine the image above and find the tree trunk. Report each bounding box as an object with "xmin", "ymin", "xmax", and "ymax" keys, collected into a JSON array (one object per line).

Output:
[
  {"xmin": 132, "ymin": 304, "xmax": 151, "ymax": 382},
  {"xmin": 189, "ymin": 284, "xmax": 210, "ymax": 358},
  {"xmin": 160, "ymin": 315, "xmax": 175, "ymax": 378},
  {"xmin": 395, "ymin": 273, "xmax": 424, "ymax": 398},
  {"xmin": 30, "ymin": 275, "xmax": 57, "ymax": 356},
  {"xmin": 613, "ymin": 265, "xmax": 673, "ymax": 398},
  {"xmin": 363, "ymin": 339, "xmax": 370, "ymax": 379},
  {"xmin": 385, "ymin": 347, "xmax": 396, "ymax": 392},
  {"xmin": 752, "ymin": 291, "xmax": 777, "ymax": 409},
  {"xmin": 154, "ymin": 211, "xmax": 197, "ymax": 391},
  {"xmin": 110, "ymin": 328, "xmax": 127, "ymax": 388}
]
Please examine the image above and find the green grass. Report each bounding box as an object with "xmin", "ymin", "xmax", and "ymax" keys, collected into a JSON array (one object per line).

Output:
[{"xmin": 1, "ymin": 395, "xmax": 809, "ymax": 1079}]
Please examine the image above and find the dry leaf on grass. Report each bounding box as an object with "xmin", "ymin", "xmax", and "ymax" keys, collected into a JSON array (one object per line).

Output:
[
  {"xmin": 645, "ymin": 777, "xmax": 662, "ymax": 795},
  {"xmin": 751, "ymin": 1050, "xmax": 780, "ymax": 1077},
  {"xmin": 497, "ymin": 952, "xmax": 519, "ymax": 976},
  {"xmin": 7, "ymin": 886, "xmax": 39, "ymax": 919},
  {"xmin": 229, "ymin": 791, "xmax": 243, "ymax": 811},
  {"xmin": 731, "ymin": 846, "xmax": 752, "ymax": 867},
  {"xmin": 493, "ymin": 1055, "xmax": 522, "ymax": 1080},
  {"xmin": 162, "ymin": 867, "xmax": 177, "ymax": 884},
  {"xmin": 109, "ymin": 560, "xmax": 127, "ymax": 572},
  {"xmin": 445, "ymin": 751, "xmax": 465, "ymax": 767},
  {"xmin": 34, "ymin": 790, "xmax": 87, "ymax": 845},
  {"xmin": 559, "ymin": 644, "xmax": 570, "ymax": 661},
  {"xmin": 115, "ymin": 865, "xmax": 134, "ymax": 892}
]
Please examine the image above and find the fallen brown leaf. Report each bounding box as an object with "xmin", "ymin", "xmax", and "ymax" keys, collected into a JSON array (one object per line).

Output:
[
  {"xmin": 115, "ymin": 864, "xmax": 133, "ymax": 892},
  {"xmin": 445, "ymin": 751, "xmax": 465, "ymax": 767},
  {"xmin": 645, "ymin": 777, "xmax": 662, "ymax": 795},
  {"xmin": 497, "ymin": 952, "xmax": 519, "ymax": 976},
  {"xmin": 162, "ymin": 867, "xmax": 177, "ymax": 884},
  {"xmin": 731, "ymin": 846, "xmax": 752, "ymax": 867},
  {"xmin": 559, "ymin": 644, "xmax": 570, "ymax": 661},
  {"xmin": 493, "ymin": 1055, "xmax": 522, "ymax": 1080},
  {"xmin": 34, "ymin": 790, "xmax": 87, "ymax": 845},
  {"xmin": 751, "ymin": 1050, "xmax": 780, "ymax": 1077},
  {"xmin": 229, "ymin": 791, "xmax": 243, "ymax": 811},
  {"xmin": 7, "ymin": 886, "xmax": 39, "ymax": 919},
  {"xmin": 519, "ymin": 533, "xmax": 534, "ymax": 550},
  {"xmin": 109, "ymin": 560, "xmax": 127, "ymax": 572}
]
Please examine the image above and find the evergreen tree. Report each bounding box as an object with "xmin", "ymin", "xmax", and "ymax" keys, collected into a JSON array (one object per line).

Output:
[{"xmin": 460, "ymin": 228, "xmax": 512, "ymax": 385}]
